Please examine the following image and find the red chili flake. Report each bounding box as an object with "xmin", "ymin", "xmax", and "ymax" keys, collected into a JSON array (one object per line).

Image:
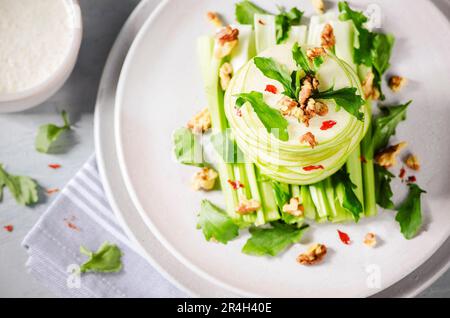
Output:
[
  {"xmin": 320, "ymin": 120, "xmax": 337, "ymax": 131},
  {"xmin": 303, "ymin": 165, "xmax": 324, "ymax": 171},
  {"xmin": 265, "ymin": 85, "xmax": 278, "ymax": 94},
  {"xmin": 3, "ymin": 225, "xmax": 14, "ymax": 232},
  {"xmin": 227, "ymin": 179, "xmax": 245, "ymax": 190},
  {"xmin": 399, "ymin": 167, "xmax": 406, "ymax": 179},
  {"xmin": 258, "ymin": 19, "xmax": 266, "ymax": 25},
  {"xmin": 407, "ymin": 176, "xmax": 417, "ymax": 184},
  {"xmin": 64, "ymin": 216, "xmax": 80, "ymax": 232},
  {"xmin": 234, "ymin": 107, "xmax": 242, "ymax": 117},
  {"xmin": 337, "ymin": 230, "xmax": 351, "ymax": 245},
  {"xmin": 360, "ymin": 156, "xmax": 367, "ymax": 164},
  {"xmin": 48, "ymin": 164, "xmax": 62, "ymax": 169},
  {"xmin": 46, "ymin": 188, "xmax": 60, "ymax": 195}
]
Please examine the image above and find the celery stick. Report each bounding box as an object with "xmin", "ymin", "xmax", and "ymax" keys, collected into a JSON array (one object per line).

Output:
[
  {"xmin": 244, "ymin": 162, "xmax": 265, "ymax": 226},
  {"xmin": 301, "ymin": 186, "xmax": 317, "ymax": 220},
  {"xmin": 361, "ymin": 106, "xmax": 377, "ymax": 217},
  {"xmin": 256, "ymin": 170, "xmax": 280, "ymax": 222},
  {"xmin": 290, "ymin": 185, "xmax": 301, "ymax": 198},
  {"xmin": 286, "ymin": 26, "xmax": 308, "ymax": 45},
  {"xmin": 309, "ymin": 182, "xmax": 329, "ymax": 223},
  {"xmin": 346, "ymin": 147, "xmax": 364, "ymax": 207},
  {"xmin": 254, "ymin": 14, "xmax": 276, "ymax": 53},
  {"xmin": 235, "ymin": 163, "xmax": 257, "ymax": 224}
]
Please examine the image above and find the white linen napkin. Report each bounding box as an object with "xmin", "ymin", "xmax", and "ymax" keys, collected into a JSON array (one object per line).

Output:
[{"xmin": 22, "ymin": 155, "xmax": 186, "ymax": 298}]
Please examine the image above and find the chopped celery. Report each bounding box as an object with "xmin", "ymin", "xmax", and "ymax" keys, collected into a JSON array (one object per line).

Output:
[
  {"xmin": 256, "ymin": 170, "xmax": 280, "ymax": 222},
  {"xmin": 254, "ymin": 14, "xmax": 276, "ymax": 53},
  {"xmin": 346, "ymin": 147, "xmax": 364, "ymax": 208},
  {"xmin": 309, "ymin": 182, "xmax": 330, "ymax": 223},
  {"xmin": 301, "ymin": 186, "xmax": 317, "ymax": 220},
  {"xmin": 244, "ymin": 162, "xmax": 265, "ymax": 226}
]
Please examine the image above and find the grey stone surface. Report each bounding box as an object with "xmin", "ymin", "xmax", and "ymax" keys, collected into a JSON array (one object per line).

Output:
[{"xmin": 0, "ymin": 0, "xmax": 448, "ymax": 298}]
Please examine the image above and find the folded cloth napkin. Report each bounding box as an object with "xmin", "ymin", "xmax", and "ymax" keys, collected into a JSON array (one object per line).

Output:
[{"xmin": 22, "ymin": 155, "xmax": 186, "ymax": 298}]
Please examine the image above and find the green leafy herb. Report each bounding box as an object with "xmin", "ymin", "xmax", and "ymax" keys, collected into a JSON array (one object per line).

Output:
[
  {"xmin": 371, "ymin": 33, "xmax": 395, "ymax": 78},
  {"xmin": 374, "ymin": 164, "xmax": 395, "ymax": 209},
  {"xmin": 236, "ymin": 91, "xmax": 289, "ymax": 141},
  {"xmin": 0, "ymin": 164, "xmax": 39, "ymax": 206},
  {"xmin": 79, "ymin": 242, "xmax": 123, "ymax": 273},
  {"xmin": 197, "ymin": 200, "xmax": 239, "ymax": 244},
  {"xmin": 242, "ymin": 222, "xmax": 309, "ymax": 256},
  {"xmin": 292, "ymin": 43, "xmax": 314, "ymax": 75},
  {"xmin": 371, "ymin": 101, "xmax": 411, "ymax": 156},
  {"xmin": 235, "ymin": 0, "xmax": 268, "ymax": 25},
  {"xmin": 314, "ymin": 87, "xmax": 365, "ymax": 121},
  {"xmin": 35, "ymin": 111, "xmax": 71, "ymax": 153},
  {"xmin": 272, "ymin": 181, "xmax": 290, "ymax": 209},
  {"xmin": 395, "ymin": 183, "xmax": 426, "ymax": 240},
  {"xmin": 275, "ymin": 7, "xmax": 304, "ymax": 44},
  {"xmin": 173, "ymin": 127, "xmax": 207, "ymax": 167},
  {"xmin": 254, "ymin": 57, "xmax": 296, "ymax": 98},
  {"xmin": 332, "ymin": 169, "xmax": 364, "ymax": 222}
]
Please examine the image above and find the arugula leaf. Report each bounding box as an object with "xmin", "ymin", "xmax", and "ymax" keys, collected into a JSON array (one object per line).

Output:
[
  {"xmin": 197, "ymin": 200, "xmax": 239, "ymax": 244},
  {"xmin": 292, "ymin": 43, "xmax": 314, "ymax": 75},
  {"xmin": 235, "ymin": 0, "xmax": 268, "ymax": 25},
  {"xmin": 395, "ymin": 183, "xmax": 426, "ymax": 240},
  {"xmin": 372, "ymin": 33, "xmax": 395, "ymax": 77},
  {"xmin": 338, "ymin": 1, "xmax": 373, "ymax": 66},
  {"xmin": 275, "ymin": 7, "xmax": 304, "ymax": 44},
  {"xmin": 314, "ymin": 87, "xmax": 365, "ymax": 121},
  {"xmin": 272, "ymin": 181, "xmax": 290, "ymax": 209},
  {"xmin": 0, "ymin": 164, "xmax": 39, "ymax": 206},
  {"xmin": 242, "ymin": 222, "xmax": 309, "ymax": 256},
  {"xmin": 173, "ymin": 127, "xmax": 207, "ymax": 167},
  {"xmin": 332, "ymin": 169, "xmax": 363, "ymax": 222},
  {"xmin": 79, "ymin": 242, "xmax": 123, "ymax": 273},
  {"xmin": 254, "ymin": 57, "xmax": 296, "ymax": 98},
  {"xmin": 374, "ymin": 164, "xmax": 395, "ymax": 209},
  {"xmin": 236, "ymin": 91, "xmax": 289, "ymax": 141},
  {"xmin": 372, "ymin": 101, "xmax": 411, "ymax": 156},
  {"xmin": 35, "ymin": 111, "xmax": 71, "ymax": 153}
]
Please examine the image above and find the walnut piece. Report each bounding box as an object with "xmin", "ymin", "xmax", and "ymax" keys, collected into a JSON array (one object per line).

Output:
[
  {"xmin": 278, "ymin": 96, "xmax": 303, "ymax": 120},
  {"xmin": 321, "ymin": 24, "xmax": 336, "ymax": 50},
  {"xmin": 363, "ymin": 233, "xmax": 377, "ymax": 248},
  {"xmin": 297, "ymin": 244, "xmax": 327, "ymax": 265},
  {"xmin": 206, "ymin": 11, "xmax": 223, "ymax": 28},
  {"xmin": 362, "ymin": 71, "xmax": 380, "ymax": 100},
  {"xmin": 389, "ymin": 75, "xmax": 408, "ymax": 93},
  {"xmin": 311, "ymin": 0, "xmax": 325, "ymax": 14},
  {"xmin": 282, "ymin": 198, "xmax": 305, "ymax": 217},
  {"xmin": 236, "ymin": 197, "xmax": 261, "ymax": 215},
  {"xmin": 299, "ymin": 76, "xmax": 314, "ymax": 106},
  {"xmin": 306, "ymin": 47, "xmax": 326, "ymax": 60},
  {"xmin": 300, "ymin": 132, "xmax": 318, "ymax": 148},
  {"xmin": 306, "ymin": 98, "xmax": 328, "ymax": 117},
  {"xmin": 375, "ymin": 142, "xmax": 408, "ymax": 168},
  {"xmin": 214, "ymin": 26, "xmax": 239, "ymax": 59},
  {"xmin": 191, "ymin": 167, "xmax": 218, "ymax": 191},
  {"xmin": 405, "ymin": 154, "xmax": 420, "ymax": 171},
  {"xmin": 219, "ymin": 62, "xmax": 233, "ymax": 90},
  {"xmin": 187, "ymin": 108, "xmax": 212, "ymax": 134}
]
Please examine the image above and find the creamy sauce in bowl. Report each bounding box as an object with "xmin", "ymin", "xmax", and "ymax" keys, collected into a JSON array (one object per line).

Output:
[{"xmin": 0, "ymin": 0, "xmax": 77, "ymax": 95}]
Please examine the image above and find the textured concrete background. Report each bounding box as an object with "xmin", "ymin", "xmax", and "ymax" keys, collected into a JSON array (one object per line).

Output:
[{"xmin": 0, "ymin": 0, "xmax": 448, "ymax": 298}]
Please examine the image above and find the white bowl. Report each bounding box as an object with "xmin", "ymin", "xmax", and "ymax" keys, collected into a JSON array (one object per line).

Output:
[{"xmin": 0, "ymin": 0, "xmax": 82, "ymax": 113}]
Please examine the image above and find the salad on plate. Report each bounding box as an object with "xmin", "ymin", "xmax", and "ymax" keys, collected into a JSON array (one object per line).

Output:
[{"xmin": 173, "ymin": 0, "xmax": 425, "ymax": 263}]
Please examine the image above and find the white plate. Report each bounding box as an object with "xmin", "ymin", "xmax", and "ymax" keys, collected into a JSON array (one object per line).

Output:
[
  {"xmin": 94, "ymin": 0, "xmax": 239, "ymax": 297},
  {"xmin": 115, "ymin": 0, "xmax": 450, "ymax": 297}
]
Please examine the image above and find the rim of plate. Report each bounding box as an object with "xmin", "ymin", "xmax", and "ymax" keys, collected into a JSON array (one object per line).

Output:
[{"xmin": 114, "ymin": 0, "xmax": 450, "ymax": 298}]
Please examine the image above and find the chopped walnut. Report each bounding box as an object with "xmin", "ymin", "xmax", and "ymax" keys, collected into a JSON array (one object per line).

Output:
[
  {"xmin": 206, "ymin": 12, "xmax": 223, "ymax": 28},
  {"xmin": 191, "ymin": 167, "xmax": 218, "ymax": 191},
  {"xmin": 306, "ymin": 47, "xmax": 326, "ymax": 60},
  {"xmin": 389, "ymin": 75, "xmax": 408, "ymax": 93},
  {"xmin": 187, "ymin": 108, "xmax": 212, "ymax": 134},
  {"xmin": 300, "ymin": 132, "xmax": 318, "ymax": 148},
  {"xmin": 321, "ymin": 24, "xmax": 336, "ymax": 50},
  {"xmin": 282, "ymin": 198, "xmax": 305, "ymax": 217},
  {"xmin": 297, "ymin": 244, "xmax": 327, "ymax": 265},
  {"xmin": 278, "ymin": 96, "xmax": 303, "ymax": 120},
  {"xmin": 306, "ymin": 98, "xmax": 328, "ymax": 117},
  {"xmin": 236, "ymin": 197, "xmax": 261, "ymax": 215},
  {"xmin": 405, "ymin": 154, "xmax": 420, "ymax": 171},
  {"xmin": 363, "ymin": 233, "xmax": 377, "ymax": 248},
  {"xmin": 375, "ymin": 142, "xmax": 408, "ymax": 168},
  {"xmin": 214, "ymin": 26, "xmax": 239, "ymax": 59},
  {"xmin": 299, "ymin": 76, "xmax": 314, "ymax": 106},
  {"xmin": 219, "ymin": 62, "xmax": 233, "ymax": 90},
  {"xmin": 311, "ymin": 0, "xmax": 325, "ymax": 14},
  {"xmin": 362, "ymin": 71, "xmax": 380, "ymax": 100}
]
